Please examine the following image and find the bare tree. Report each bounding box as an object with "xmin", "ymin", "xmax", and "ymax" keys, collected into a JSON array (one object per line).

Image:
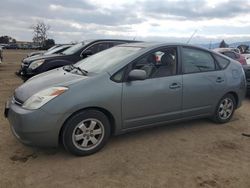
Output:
[{"xmin": 31, "ymin": 21, "xmax": 50, "ymax": 47}]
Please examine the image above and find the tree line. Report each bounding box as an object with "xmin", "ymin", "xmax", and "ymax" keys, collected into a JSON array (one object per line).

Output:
[{"xmin": 0, "ymin": 21, "xmax": 55, "ymax": 50}]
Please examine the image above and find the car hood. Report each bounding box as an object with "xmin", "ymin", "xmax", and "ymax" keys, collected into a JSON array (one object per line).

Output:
[
  {"xmin": 28, "ymin": 51, "xmax": 45, "ymax": 56},
  {"xmin": 14, "ymin": 68, "xmax": 86, "ymax": 103},
  {"xmin": 23, "ymin": 53, "xmax": 66, "ymax": 63}
]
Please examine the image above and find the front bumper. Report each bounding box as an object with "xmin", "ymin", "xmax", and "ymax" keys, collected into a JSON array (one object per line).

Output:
[
  {"xmin": 17, "ymin": 62, "xmax": 36, "ymax": 79},
  {"xmin": 5, "ymin": 100, "xmax": 63, "ymax": 147}
]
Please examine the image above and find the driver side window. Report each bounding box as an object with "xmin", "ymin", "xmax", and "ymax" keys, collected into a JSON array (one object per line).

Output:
[
  {"xmin": 86, "ymin": 43, "xmax": 110, "ymax": 55},
  {"xmin": 132, "ymin": 47, "xmax": 177, "ymax": 79}
]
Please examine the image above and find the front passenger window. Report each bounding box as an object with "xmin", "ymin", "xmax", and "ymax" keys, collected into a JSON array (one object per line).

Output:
[{"xmin": 132, "ymin": 47, "xmax": 177, "ymax": 79}]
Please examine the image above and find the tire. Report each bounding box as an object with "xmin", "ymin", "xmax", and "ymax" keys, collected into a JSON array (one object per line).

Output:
[
  {"xmin": 62, "ymin": 110, "xmax": 111, "ymax": 156},
  {"xmin": 213, "ymin": 94, "xmax": 236, "ymax": 124}
]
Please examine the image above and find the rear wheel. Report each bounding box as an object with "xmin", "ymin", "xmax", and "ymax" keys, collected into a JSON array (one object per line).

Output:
[
  {"xmin": 213, "ymin": 94, "xmax": 236, "ymax": 123},
  {"xmin": 62, "ymin": 110, "xmax": 111, "ymax": 156}
]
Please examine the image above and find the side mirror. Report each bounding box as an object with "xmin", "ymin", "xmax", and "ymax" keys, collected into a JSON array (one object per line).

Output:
[
  {"xmin": 128, "ymin": 69, "xmax": 147, "ymax": 81},
  {"xmin": 81, "ymin": 50, "xmax": 93, "ymax": 58}
]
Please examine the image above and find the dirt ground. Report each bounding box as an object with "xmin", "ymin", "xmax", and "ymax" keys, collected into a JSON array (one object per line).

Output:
[{"xmin": 1, "ymin": 50, "xmax": 250, "ymax": 188}]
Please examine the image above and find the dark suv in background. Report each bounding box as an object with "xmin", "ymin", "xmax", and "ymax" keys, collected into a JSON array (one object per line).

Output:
[{"xmin": 17, "ymin": 39, "xmax": 138, "ymax": 79}]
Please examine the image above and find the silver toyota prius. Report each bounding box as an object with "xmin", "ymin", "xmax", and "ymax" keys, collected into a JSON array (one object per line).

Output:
[{"xmin": 5, "ymin": 43, "xmax": 246, "ymax": 156}]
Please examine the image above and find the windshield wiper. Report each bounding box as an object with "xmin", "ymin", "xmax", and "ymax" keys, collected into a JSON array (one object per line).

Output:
[{"xmin": 69, "ymin": 64, "xmax": 88, "ymax": 75}]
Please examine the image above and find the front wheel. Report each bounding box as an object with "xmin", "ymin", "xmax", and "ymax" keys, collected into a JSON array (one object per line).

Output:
[
  {"xmin": 213, "ymin": 94, "xmax": 236, "ymax": 123},
  {"xmin": 62, "ymin": 110, "xmax": 111, "ymax": 156}
]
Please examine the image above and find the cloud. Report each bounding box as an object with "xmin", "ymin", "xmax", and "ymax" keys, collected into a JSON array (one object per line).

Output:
[
  {"xmin": 142, "ymin": 0, "xmax": 250, "ymax": 20},
  {"xmin": 0, "ymin": 0, "xmax": 250, "ymax": 44},
  {"xmin": 48, "ymin": 3, "xmax": 144, "ymax": 26}
]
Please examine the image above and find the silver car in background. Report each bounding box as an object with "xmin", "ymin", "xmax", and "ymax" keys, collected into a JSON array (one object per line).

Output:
[{"xmin": 5, "ymin": 43, "xmax": 246, "ymax": 156}]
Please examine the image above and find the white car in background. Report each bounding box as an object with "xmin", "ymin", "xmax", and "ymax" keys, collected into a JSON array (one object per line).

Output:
[{"xmin": 246, "ymin": 56, "xmax": 250, "ymax": 65}]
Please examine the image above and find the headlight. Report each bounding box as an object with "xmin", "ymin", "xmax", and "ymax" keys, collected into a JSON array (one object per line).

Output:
[
  {"xmin": 22, "ymin": 87, "xmax": 68, "ymax": 110},
  {"xmin": 29, "ymin": 59, "xmax": 45, "ymax": 70}
]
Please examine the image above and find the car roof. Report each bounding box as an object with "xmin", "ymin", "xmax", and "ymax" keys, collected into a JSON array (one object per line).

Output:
[
  {"xmin": 119, "ymin": 42, "xmax": 213, "ymax": 52},
  {"xmin": 80, "ymin": 39, "xmax": 141, "ymax": 43}
]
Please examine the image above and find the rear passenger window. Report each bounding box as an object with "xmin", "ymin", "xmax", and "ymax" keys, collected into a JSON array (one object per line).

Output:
[
  {"xmin": 182, "ymin": 47, "xmax": 215, "ymax": 74},
  {"xmin": 214, "ymin": 54, "xmax": 230, "ymax": 69}
]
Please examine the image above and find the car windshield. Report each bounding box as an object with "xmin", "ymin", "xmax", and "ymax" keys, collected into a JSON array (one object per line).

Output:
[
  {"xmin": 44, "ymin": 45, "xmax": 69, "ymax": 55},
  {"xmin": 47, "ymin": 45, "xmax": 60, "ymax": 51},
  {"xmin": 75, "ymin": 46, "xmax": 141, "ymax": 73},
  {"xmin": 62, "ymin": 41, "xmax": 91, "ymax": 55}
]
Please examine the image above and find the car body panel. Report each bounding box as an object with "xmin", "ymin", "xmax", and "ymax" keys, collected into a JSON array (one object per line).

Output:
[
  {"xmin": 6, "ymin": 42, "xmax": 246, "ymax": 147},
  {"xmin": 122, "ymin": 75, "xmax": 182, "ymax": 129},
  {"xmin": 182, "ymin": 70, "xmax": 226, "ymax": 117},
  {"xmin": 7, "ymin": 102, "xmax": 63, "ymax": 146},
  {"xmin": 213, "ymin": 48, "xmax": 247, "ymax": 65},
  {"xmin": 14, "ymin": 68, "xmax": 86, "ymax": 102}
]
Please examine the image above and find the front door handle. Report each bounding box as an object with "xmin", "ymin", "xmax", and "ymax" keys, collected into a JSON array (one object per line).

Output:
[
  {"xmin": 169, "ymin": 83, "xmax": 181, "ymax": 89},
  {"xmin": 216, "ymin": 77, "xmax": 224, "ymax": 83}
]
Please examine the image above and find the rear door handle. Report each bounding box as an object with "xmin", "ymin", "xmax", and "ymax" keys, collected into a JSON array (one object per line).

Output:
[
  {"xmin": 216, "ymin": 77, "xmax": 224, "ymax": 83},
  {"xmin": 169, "ymin": 83, "xmax": 181, "ymax": 89}
]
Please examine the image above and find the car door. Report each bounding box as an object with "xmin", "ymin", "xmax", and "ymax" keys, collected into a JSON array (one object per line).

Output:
[
  {"xmin": 181, "ymin": 46, "xmax": 226, "ymax": 117},
  {"xmin": 122, "ymin": 47, "xmax": 183, "ymax": 129}
]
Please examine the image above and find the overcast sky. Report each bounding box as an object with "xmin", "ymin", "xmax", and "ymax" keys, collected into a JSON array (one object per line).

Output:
[{"xmin": 0, "ymin": 0, "xmax": 250, "ymax": 44}]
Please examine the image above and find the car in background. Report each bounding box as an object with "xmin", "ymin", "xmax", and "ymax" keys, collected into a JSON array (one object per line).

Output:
[
  {"xmin": 246, "ymin": 56, "xmax": 250, "ymax": 64},
  {"xmin": 226, "ymin": 47, "xmax": 240, "ymax": 54},
  {"xmin": 213, "ymin": 48, "xmax": 247, "ymax": 65},
  {"xmin": 5, "ymin": 43, "xmax": 18, "ymax": 49},
  {"xmin": 42, "ymin": 44, "xmax": 72, "ymax": 56},
  {"xmin": 17, "ymin": 39, "xmax": 139, "ymax": 79},
  {"xmin": 240, "ymin": 48, "xmax": 250, "ymax": 62},
  {"xmin": 5, "ymin": 43, "xmax": 246, "ymax": 156},
  {"xmin": 26, "ymin": 44, "xmax": 64, "ymax": 58},
  {"xmin": 0, "ymin": 44, "xmax": 8, "ymax": 49},
  {"xmin": 26, "ymin": 44, "xmax": 72, "ymax": 58}
]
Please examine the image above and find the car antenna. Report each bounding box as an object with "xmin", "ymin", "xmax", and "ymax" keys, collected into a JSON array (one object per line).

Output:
[{"xmin": 186, "ymin": 29, "xmax": 198, "ymax": 44}]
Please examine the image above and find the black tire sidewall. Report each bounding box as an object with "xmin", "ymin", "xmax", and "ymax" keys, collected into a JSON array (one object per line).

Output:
[
  {"xmin": 62, "ymin": 110, "xmax": 111, "ymax": 156},
  {"xmin": 214, "ymin": 94, "xmax": 236, "ymax": 123}
]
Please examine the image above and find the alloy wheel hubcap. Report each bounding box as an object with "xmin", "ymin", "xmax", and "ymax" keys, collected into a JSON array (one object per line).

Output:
[
  {"xmin": 72, "ymin": 118, "xmax": 104, "ymax": 151},
  {"xmin": 218, "ymin": 98, "xmax": 234, "ymax": 120}
]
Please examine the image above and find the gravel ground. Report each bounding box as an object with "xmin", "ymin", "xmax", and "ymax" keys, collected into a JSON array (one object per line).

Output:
[{"xmin": 1, "ymin": 50, "xmax": 250, "ymax": 188}]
